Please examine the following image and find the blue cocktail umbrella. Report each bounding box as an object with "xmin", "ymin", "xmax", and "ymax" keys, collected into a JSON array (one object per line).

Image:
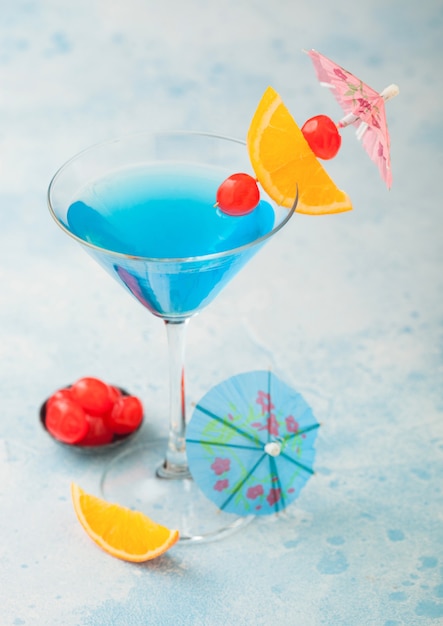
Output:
[{"xmin": 186, "ymin": 370, "xmax": 319, "ymax": 516}]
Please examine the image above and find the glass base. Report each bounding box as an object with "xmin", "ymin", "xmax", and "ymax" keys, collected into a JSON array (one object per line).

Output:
[{"xmin": 100, "ymin": 439, "xmax": 253, "ymax": 543}]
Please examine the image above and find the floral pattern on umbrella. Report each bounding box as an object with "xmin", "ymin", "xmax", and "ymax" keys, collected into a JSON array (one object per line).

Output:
[
  {"xmin": 186, "ymin": 370, "xmax": 320, "ymax": 516},
  {"xmin": 306, "ymin": 49, "xmax": 399, "ymax": 189}
]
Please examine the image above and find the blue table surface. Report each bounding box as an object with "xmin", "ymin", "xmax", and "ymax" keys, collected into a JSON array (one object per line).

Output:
[{"xmin": 1, "ymin": 1, "xmax": 442, "ymax": 624}]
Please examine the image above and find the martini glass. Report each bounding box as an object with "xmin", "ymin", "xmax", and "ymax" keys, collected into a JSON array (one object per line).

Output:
[{"xmin": 48, "ymin": 131, "xmax": 297, "ymax": 542}]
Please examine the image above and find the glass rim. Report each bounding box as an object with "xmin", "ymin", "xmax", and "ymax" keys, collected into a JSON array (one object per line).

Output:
[{"xmin": 47, "ymin": 130, "xmax": 297, "ymax": 264}]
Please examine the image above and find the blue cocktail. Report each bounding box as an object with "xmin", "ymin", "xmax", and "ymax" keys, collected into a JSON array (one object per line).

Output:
[{"xmin": 66, "ymin": 161, "xmax": 276, "ymax": 318}]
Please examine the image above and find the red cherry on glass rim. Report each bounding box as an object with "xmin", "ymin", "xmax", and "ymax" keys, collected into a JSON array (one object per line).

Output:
[
  {"xmin": 106, "ymin": 396, "xmax": 143, "ymax": 435},
  {"xmin": 80, "ymin": 414, "xmax": 114, "ymax": 446},
  {"xmin": 70, "ymin": 377, "xmax": 114, "ymax": 417},
  {"xmin": 45, "ymin": 399, "xmax": 88, "ymax": 444},
  {"xmin": 301, "ymin": 115, "xmax": 342, "ymax": 160},
  {"xmin": 216, "ymin": 173, "xmax": 260, "ymax": 216}
]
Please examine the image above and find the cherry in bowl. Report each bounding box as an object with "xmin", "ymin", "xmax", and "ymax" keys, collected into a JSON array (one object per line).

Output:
[{"xmin": 40, "ymin": 377, "xmax": 144, "ymax": 453}]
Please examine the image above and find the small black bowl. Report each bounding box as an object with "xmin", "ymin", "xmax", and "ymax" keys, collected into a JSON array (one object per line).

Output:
[{"xmin": 40, "ymin": 386, "xmax": 143, "ymax": 454}]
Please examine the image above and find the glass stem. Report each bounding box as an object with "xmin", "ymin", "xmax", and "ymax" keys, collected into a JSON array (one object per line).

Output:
[{"xmin": 157, "ymin": 319, "xmax": 191, "ymax": 478}]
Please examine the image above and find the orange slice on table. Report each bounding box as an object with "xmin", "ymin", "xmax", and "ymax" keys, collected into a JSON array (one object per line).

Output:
[
  {"xmin": 71, "ymin": 483, "xmax": 179, "ymax": 562},
  {"xmin": 247, "ymin": 86, "xmax": 352, "ymax": 215}
]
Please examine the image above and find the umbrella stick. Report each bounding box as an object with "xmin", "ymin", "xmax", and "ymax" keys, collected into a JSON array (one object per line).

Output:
[
  {"xmin": 195, "ymin": 405, "xmax": 262, "ymax": 445},
  {"xmin": 187, "ymin": 440, "xmax": 262, "ymax": 451},
  {"xmin": 337, "ymin": 83, "xmax": 399, "ymax": 129},
  {"xmin": 284, "ymin": 422, "xmax": 320, "ymax": 442},
  {"xmin": 280, "ymin": 453, "xmax": 315, "ymax": 475},
  {"xmin": 219, "ymin": 453, "xmax": 266, "ymax": 511},
  {"xmin": 269, "ymin": 455, "xmax": 286, "ymax": 512}
]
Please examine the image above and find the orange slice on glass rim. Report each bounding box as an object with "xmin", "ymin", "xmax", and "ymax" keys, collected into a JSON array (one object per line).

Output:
[
  {"xmin": 71, "ymin": 483, "xmax": 179, "ymax": 562},
  {"xmin": 247, "ymin": 86, "xmax": 352, "ymax": 215}
]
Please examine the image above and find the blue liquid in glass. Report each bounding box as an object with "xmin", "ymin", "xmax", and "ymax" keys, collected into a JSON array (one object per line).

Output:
[{"xmin": 67, "ymin": 163, "xmax": 275, "ymax": 318}]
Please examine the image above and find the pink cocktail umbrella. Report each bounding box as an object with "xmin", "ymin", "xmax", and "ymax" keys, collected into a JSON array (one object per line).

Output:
[{"xmin": 306, "ymin": 49, "xmax": 399, "ymax": 188}]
